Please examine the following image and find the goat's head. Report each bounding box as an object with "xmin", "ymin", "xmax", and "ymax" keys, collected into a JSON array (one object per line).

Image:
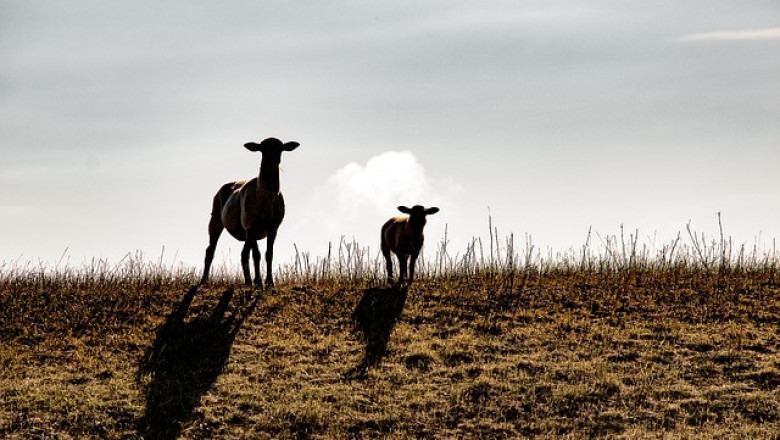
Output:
[
  {"xmin": 244, "ymin": 137, "xmax": 300, "ymax": 167},
  {"xmin": 398, "ymin": 205, "xmax": 439, "ymax": 228}
]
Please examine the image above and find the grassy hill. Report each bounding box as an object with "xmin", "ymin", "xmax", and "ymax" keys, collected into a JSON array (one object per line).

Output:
[{"xmin": 2, "ymin": 236, "xmax": 780, "ymax": 438}]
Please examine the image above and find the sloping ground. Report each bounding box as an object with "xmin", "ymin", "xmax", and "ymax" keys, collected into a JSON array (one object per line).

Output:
[{"xmin": 1, "ymin": 272, "xmax": 779, "ymax": 439}]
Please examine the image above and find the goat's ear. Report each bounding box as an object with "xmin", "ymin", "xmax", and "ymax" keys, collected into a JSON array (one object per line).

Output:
[
  {"xmin": 424, "ymin": 207, "xmax": 440, "ymax": 215},
  {"xmin": 283, "ymin": 141, "xmax": 300, "ymax": 151},
  {"xmin": 398, "ymin": 206, "xmax": 412, "ymax": 214},
  {"xmin": 244, "ymin": 142, "xmax": 263, "ymax": 152}
]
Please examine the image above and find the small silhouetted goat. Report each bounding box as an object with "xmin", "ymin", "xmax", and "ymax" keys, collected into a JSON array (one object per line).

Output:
[{"xmin": 381, "ymin": 205, "xmax": 439, "ymax": 285}]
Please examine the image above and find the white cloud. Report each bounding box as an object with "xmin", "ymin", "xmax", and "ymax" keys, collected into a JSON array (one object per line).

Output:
[
  {"xmin": 286, "ymin": 151, "xmax": 461, "ymax": 255},
  {"xmin": 321, "ymin": 150, "xmax": 459, "ymax": 226},
  {"xmin": 329, "ymin": 151, "xmax": 431, "ymax": 217},
  {"xmin": 680, "ymin": 27, "xmax": 780, "ymax": 41}
]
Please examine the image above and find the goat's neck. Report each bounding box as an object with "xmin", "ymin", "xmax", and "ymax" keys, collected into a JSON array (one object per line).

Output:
[
  {"xmin": 405, "ymin": 221, "xmax": 425, "ymax": 243},
  {"xmin": 258, "ymin": 162, "xmax": 281, "ymax": 194}
]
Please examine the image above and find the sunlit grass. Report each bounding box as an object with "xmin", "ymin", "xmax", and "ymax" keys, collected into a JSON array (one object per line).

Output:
[{"xmin": 1, "ymin": 219, "xmax": 778, "ymax": 438}]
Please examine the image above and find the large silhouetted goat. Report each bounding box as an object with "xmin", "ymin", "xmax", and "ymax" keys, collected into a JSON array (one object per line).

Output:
[{"xmin": 201, "ymin": 137, "xmax": 299, "ymax": 288}]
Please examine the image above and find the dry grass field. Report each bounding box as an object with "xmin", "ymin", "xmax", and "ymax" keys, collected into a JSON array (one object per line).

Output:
[{"xmin": 2, "ymin": 230, "xmax": 780, "ymax": 439}]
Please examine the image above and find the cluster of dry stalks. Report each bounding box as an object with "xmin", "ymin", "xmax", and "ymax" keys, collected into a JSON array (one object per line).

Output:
[
  {"xmin": 282, "ymin": 215, "xmax": 778, "ymax": 296},
  {"xmin": 2, "ymin": 216, "xmax": 777, "ymax": 293}
]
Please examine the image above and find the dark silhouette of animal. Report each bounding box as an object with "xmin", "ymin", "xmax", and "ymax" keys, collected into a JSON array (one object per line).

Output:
[
  {"xmin": 381, "ymin": 205, "xmax": 439, "ymax": 285},
  {"xmin": 200, "ymin": 137, "xmax": 299, "ymax": 287}
]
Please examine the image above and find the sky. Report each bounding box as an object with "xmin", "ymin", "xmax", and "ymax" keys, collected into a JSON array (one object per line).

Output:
[{"xmin": 2, "ymin": 1, "xmax": 779, "ymax": 272}]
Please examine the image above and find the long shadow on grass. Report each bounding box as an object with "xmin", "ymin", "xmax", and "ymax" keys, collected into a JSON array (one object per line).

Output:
[
  {"xmin": 136, "ymin": 285, "xmax": 259, "ymax": 440},
  {"xmin": 345, "ymin": 285, "xmax": 408, "ymax": 379}
]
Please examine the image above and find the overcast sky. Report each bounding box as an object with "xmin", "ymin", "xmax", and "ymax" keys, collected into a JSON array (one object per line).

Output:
[{"xmin": 2, "ymin": 1, "xmax": 778, "ymax": 271}]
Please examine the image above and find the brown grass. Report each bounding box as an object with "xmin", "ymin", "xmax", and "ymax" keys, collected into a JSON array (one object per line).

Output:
[{"xmin": 2, "ymin": 227, "xmax": 779, "ymax": 439}]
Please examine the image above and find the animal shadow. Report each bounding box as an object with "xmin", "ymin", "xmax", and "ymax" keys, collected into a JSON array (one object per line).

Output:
[
  {"xmin": 345, "ymin": 285, "xmax": 408, "ymax": 379},
  {"xmin": 137, "ymin": 285, "xmax": 258, "ymax": 440}
]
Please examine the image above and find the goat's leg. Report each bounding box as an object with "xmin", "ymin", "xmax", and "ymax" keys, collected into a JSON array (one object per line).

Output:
[
  {"xmin": 398, "ymin": 254, "xmax": 409, "ymax": 285},
  {"xmin": 409, "ymin": 253, "xmax": 418, "ymax": 285},
  {"xmin": 241, "ymin": 240, "xmax": 253, "ymax": 286},
  {"xmin": 382, "ymin": 247, "xmax": 393, "ymax": 284},
  {"xmin": 251, "ymin": 240, "xmax": 262, "ymax": 288},
  {"xmin": 265, "ymin": 230, "xmax": 277, "ymax": 287},
  {"xmin": 201, "ymin": 215, "xmax": 224, "ymax": 284}
]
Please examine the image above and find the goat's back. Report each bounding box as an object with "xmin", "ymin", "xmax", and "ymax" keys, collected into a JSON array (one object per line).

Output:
[{"xmin": 382, "ymin": 216, "xmax": 423, "ymax": 256}]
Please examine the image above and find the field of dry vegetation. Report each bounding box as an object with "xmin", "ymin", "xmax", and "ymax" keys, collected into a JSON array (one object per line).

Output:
[{"xmin": 2, "ymin": 226, "xmax": 780, "ymax": 439}]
